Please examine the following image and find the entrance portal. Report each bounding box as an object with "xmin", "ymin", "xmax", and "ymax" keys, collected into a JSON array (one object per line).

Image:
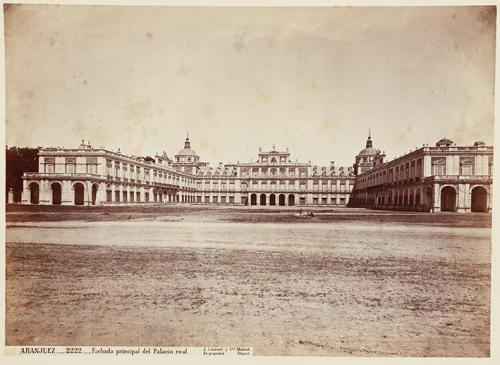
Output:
[
  {"xmin": 440, "ymin": 186, "xmax": 456, "ymax": 212},
  {"xmin": 51, "ymin": 182, "xmax": 62, "ymax": 205},
  {"xmin": 29, "ymin": 182, "xmax": 39, "ymax": 204},
  {"xmin": 279, "ymin": 194, "xmax": 286, "ymax": 206},
  {"xmin": 260, "ymin": 194, "xmax": 266, "ymax": 206},
  {"xmin": 269, "ymin": 194, "xmax": 276, "ymax": 206},
  {"xmin": 471, "ymin": 186, "xmax": 488, "ymax": 212},
  {"xmin": 250, "ymin": 194, "xmax": 257, "ymax": 205},
  {"xmin": 74, "ymin": 183, "xmax": 85, "ymax": 205}
]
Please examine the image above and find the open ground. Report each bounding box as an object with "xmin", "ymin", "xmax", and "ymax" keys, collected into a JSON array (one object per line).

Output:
[{"xmin": 5, "ymin": 205, "xmax": 491, "ymax": 356}]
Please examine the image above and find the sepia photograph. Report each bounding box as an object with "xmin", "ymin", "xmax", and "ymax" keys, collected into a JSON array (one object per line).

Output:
[{"xmin": 2, "ymin": 1, "xmax": 496, "ymax": 360}]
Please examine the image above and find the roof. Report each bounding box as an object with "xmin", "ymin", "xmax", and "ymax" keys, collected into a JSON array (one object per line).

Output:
[
  {"xmin": 177, "ymin": 148, "xmax": 198, "ymax": 156},
  {"xmin": 357, "ymin": 147, "xmax": 379, "ymax": 156},
  {"xmin": 435, "ymin": 138, "xmax": 454, "ymax": 147}
]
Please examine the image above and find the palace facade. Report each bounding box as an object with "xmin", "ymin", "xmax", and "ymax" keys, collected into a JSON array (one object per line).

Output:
[
  {"xmin": 348, "ymin": 137, "xmax": 493, "ymax": 212},
  {"xmin": 21, "ymin": 137, "xmax": 355, "ymax": 207}
]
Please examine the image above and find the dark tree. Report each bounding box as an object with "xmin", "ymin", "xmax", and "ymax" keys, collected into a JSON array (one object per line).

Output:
[{"xmin": 5, "ymin": 146, "xmax": 39, "ymax": 202}]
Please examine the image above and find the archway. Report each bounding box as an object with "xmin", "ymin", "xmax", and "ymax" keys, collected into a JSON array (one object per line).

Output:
[
  {"xmin": 269, "ymin": 194, "xmax": 276, "ymax": 206},
  {"xmin": 250, "ymin": 194, "xmax": 257, "ymax": 206},
  {"xmin": 74, "ymin": 183, "xmax": 85, "ymax": 206},
  {"xmin": 51, "ymin": 182, "xmax": 62, "ymax": 205},
  {"xmin": 91, "ymin": 183, "xmax": 99, "ymax": 205},
  {"xmin": 29, "ymin": 182, "xmax": 39, "ymax": 205},
  {"xmin": 279, "ymin": 194, "xmax": 286, "ymax": 206},
  {"xmin": 471, "ymin": 186, "xmax": 488, "ymax": 212},
  {"xmin": 440, "ymin": 186, "xmax": 456, "ymax": 212},
  {"xmin": 260, "ymin": 193, "xmax": 266, "ymax": 206},
  {"xmin": 288, "ymin": 194, "xmax": 295, "ymax": 206}
]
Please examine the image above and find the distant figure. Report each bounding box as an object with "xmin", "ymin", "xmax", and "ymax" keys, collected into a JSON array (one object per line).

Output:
[{"xmin": 8, "ymin": 188, "xmax": 14, "ymax": 204}]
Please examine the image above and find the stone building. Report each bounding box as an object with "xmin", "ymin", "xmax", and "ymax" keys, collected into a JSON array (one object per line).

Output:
[
  {"xmin": 348, "ymin": 136, "xmax": 493, "ymax": 212},
  {"xmin": 21, "ymin": 137, "xmax": 355, "ymax": 206}
]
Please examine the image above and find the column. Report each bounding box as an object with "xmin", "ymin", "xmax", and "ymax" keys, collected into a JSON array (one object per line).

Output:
[
  {"xmin": 21, "ymin": 180, "xmax": 28, "ymax": 204},
  {"xmin": 433, "ymin": 183, "xmax": 441, "ymax": 212},
  {"xmin": 96, "ymin": 182, "xmax": 107, "ymax": 205},
  {"xmin": 61, "ymin": 180, "xmax": 73, "ymax": 205},
  {"xmin": 39, "ymin": 180, "xmax": 50, "ymax": 205}
]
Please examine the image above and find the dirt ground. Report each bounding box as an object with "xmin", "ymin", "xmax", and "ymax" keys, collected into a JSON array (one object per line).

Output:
[
  {"xmin": 5, "ymin": 206, "xmax": 491, "ymax": 356},
  {"xmin": 5, "ymin": 204, "xmax": 492, "ymax": 227}
]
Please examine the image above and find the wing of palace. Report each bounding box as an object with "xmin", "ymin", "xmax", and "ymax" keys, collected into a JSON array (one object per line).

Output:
[{"xmin": 19, "ymin": 134, "xmax": 493, "ymax": 213}]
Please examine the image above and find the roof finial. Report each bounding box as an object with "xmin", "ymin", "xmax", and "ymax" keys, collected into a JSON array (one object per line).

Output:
[
  {"xmin": 186, "ymin": 130, "xmax": 189, "ymax": 140},
  {"xmin": 366, "ymin": 130, "xmax": 373, "ymax": 149}
]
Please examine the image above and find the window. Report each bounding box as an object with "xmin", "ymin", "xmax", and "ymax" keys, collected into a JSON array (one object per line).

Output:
[
  {"xmin": 87, "ymin": 163, "xmax": 97, "ymax": 174},
  {"xmin": 313, "ymin": 197, "xmax": 319, "ymax": 204},
  {"xmin": 433, "ymin": 164, "xmax": 445, "ymax": 175},
  {"xmin": 221, "ymin": 196, "xmax": 226, "ymax": 204},
  {"xmin": 229, "ymin": 196, "xmax": 235, "ymax": 203},
  {"xmin": 432, "ymin": 158, "xmax": 446, "ymax": 176},
  {"xmin": 460, "ymin": 157, "xmax": 474, "ymax": 176},
  {"xmin": 322, "ymin": 197, "xmax": 327, "ymax": 205},
  {"xmin": 205, "ymin": 196, "xmax": 210, "ymax": 203},
  {"xmin": 136, "ymin": 192, "xmax": 140, "ymax": 202},
  {"xmin": 45, "ymin": 158, "xmax": 55, "ymax": 173},
  {"xmin": 213, "ymin": 196, "xmax": 218, "ymax": 204},
  {"xmin": 106, "ymin": 160, "xmax": 112, "ymax": 176},
  {"xmin": 461, "ymin": 165, "xmax": 473, "ymax": 175},
  {"xmin": 66, "ymin": 158, "xmax": 76, "ymax": 174}
]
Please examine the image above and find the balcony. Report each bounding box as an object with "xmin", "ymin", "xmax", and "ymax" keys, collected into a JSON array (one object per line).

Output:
[{"xmin": 23, "ymin": 172, "xmax": 102, "ymax": 179}]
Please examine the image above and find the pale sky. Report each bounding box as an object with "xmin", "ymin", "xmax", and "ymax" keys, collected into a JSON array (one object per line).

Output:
[{"xmin": 4, "ymin": 5, "xmax": 496, "ymax": 167}]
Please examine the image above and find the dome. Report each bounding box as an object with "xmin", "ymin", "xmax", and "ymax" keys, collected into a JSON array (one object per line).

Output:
[
  {"xmin": 176, "ymin": 136, "xmax": 198, "ymax": 157},
  {"xmin": 436, "ymin": 138, "xmax": 454, "ymax": 147},
  {"xmin": 356, "ymin": 133, "xmax": 378, "ymax": 156},
  {"xmin": 177, "ymin": 147, "xmax": 198, "ymax": 156},
  {"xmin": 357, "ymin": 147, "xmax": 379, "ymax": 156}
]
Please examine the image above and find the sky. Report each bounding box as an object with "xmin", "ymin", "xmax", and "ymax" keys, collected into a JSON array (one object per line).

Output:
[{"xmin": 4, "ymin": 4, "xmax": 496, "ymax": 167}]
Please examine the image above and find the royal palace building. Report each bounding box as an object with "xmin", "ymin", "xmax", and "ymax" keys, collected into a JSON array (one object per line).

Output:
[
  {"xmin": 348, "ymin": 136, "xmax": 493, "ymax": 212},
  {"xmin": 21, "ymin": 136, "xmax": 355, "ymax": 207}
]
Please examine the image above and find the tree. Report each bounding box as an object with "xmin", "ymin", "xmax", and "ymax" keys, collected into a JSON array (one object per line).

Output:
[{"xmin": 5, "ymin": 146, "xmax": 39, "ymax": 202}]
